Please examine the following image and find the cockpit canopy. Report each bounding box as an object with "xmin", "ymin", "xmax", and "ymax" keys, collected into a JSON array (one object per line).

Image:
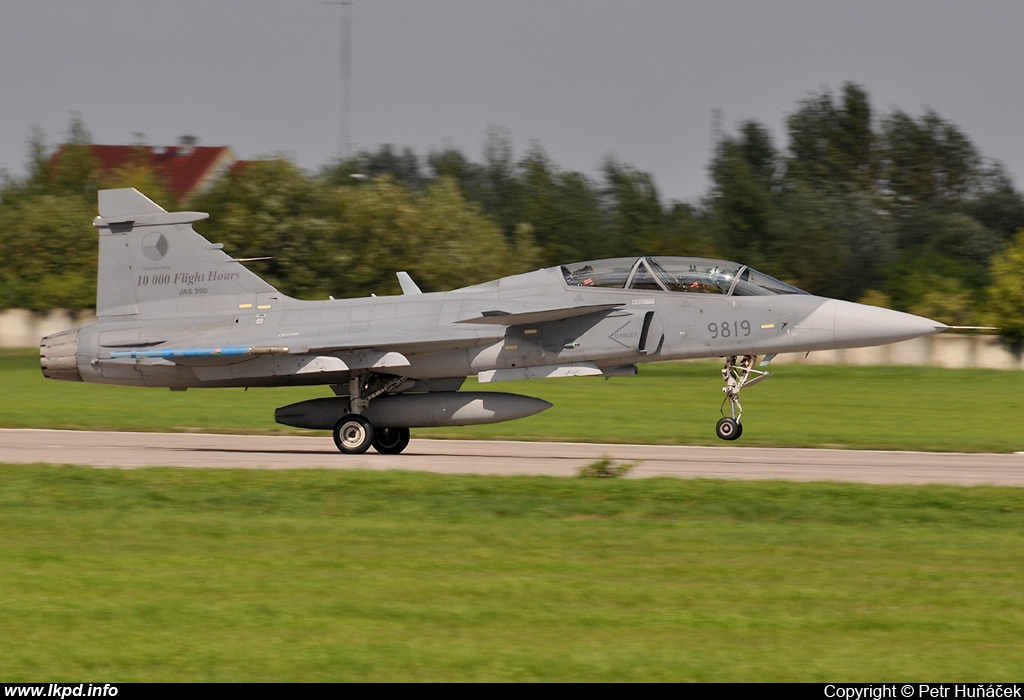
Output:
[{"xmin": 561, "ymin": 257, "xmax": 808, "ymax": 297}]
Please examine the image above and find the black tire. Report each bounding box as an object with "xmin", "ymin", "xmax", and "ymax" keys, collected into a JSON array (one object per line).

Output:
[
  {"xmin": 372, "ymin": 427, "xmax": 411, "ymax": 455},
  {"xmin": 715, "ymin": 417, "xmax": 742, "ymax": 441},
  {"xmin": 333, "ymin": 414, "xmax": 375, "ymax": 454}
]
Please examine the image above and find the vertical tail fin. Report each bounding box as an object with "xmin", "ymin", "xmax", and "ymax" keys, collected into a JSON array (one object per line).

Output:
[{"xmin": 94, "ymin": 188, "xmax": 279, "ymax": 318}]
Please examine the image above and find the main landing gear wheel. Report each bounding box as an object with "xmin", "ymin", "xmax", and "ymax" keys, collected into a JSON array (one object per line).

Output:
[
  {"xmin": 333, "ymin": 414, "xmax": 375, "ymax": 454},
  {"xmin": 715, "ymin": 417, "xmax": 742, "ymax": 441},
  {"xmin": 372, "ymin": 427, "xmax": 411, "ymax": 455}
]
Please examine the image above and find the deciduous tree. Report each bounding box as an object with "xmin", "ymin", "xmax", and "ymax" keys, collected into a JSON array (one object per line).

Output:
[{"xmin": 984, "ymin": 230, "xmax": 1024, "ymax": 343}]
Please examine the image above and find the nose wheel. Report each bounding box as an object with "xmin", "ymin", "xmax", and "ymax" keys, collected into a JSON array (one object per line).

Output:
[
  {"xmin": 715, "ymin": 416, "xmax": 742, "ymax": 440},
  {"xmin": 717, "ymin": 355, "xmax": 771, "ymax": 441}
]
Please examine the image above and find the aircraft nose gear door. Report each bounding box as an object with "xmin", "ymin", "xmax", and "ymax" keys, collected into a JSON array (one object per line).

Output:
[{"xmin": 716, "ymin": 355, "xmax": 772, "ymax": 440}]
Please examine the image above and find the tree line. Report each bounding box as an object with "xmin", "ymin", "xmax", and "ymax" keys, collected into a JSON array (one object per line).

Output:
[{"xmin": 2, "ymin": 83, "xmax": 1023, "ymax": 342}]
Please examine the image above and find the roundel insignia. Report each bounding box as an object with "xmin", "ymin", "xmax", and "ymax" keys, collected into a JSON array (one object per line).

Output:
[{"xmin": 141, "ymin": 233, "xmax": 169, "ymax": 261}]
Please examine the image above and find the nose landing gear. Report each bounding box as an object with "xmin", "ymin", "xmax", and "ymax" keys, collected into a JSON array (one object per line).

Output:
[{"xmin": 717, "ymin": 355, "xmax": 772, "ymax": 441}]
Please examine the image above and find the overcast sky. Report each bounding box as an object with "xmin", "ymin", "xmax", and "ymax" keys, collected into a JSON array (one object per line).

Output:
[{"xmin": 4, "ymin": 0, "xmax": 1024, "ymax": 202}]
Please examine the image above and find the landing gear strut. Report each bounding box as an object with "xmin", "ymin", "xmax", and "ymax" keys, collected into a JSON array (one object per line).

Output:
[{"xmin": 717, "ymin": 355, "xmax": 772, "ymax": 441}]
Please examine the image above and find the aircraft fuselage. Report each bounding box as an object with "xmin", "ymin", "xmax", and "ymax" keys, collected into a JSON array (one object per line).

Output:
[{"xmin": 49, "ymin": 264, "xmax": 939, "ymax": 390}]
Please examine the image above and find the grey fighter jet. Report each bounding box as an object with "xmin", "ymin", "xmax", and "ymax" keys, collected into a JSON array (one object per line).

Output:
[{"xmin": 40, "ymin": 188, "xmax": 948, "ymax": 453}]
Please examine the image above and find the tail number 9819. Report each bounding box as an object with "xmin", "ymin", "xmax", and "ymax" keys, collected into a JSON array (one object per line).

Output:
[{"xmin": 708, "ymin": 320, "xmax": 751, "ymax": 339}]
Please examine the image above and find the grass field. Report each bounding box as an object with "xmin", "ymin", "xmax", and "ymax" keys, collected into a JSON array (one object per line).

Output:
[
  {"xmin": 3, "ymin": 348, "xmax": 1024, "ymax": 681},
  {"xmin": 4, "ymin": 348, "xmax": 1024, "ymax": 452},
  {"xmin": 2, "ymin": 466, "xmax": 1023, "ymax": 682}
]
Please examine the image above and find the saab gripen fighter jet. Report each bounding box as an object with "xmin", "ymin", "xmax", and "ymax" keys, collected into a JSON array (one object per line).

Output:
[{"xmin": 40, "ymin": 188, "xmax": 948, "ymax": 454}]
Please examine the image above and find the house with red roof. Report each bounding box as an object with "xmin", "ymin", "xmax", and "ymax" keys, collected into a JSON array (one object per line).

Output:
[{"xmin": 53, "ymin": 136, "xmax": 238, "ymax": 203}]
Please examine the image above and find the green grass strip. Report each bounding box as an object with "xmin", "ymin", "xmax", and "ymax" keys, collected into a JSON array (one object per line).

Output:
[{"xmin": 1, "ymin": 466, "xmax": 1023, "ymax": 681}]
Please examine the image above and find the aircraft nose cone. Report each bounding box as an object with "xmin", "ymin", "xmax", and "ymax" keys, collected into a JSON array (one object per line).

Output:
[{"xmin": 830, "ymin": 299, "xmax": 947, "ymax": 348}]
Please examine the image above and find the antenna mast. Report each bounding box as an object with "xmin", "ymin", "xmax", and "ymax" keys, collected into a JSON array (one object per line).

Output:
[{"xmin": 324, "ymin": 1, "xmax": 353, "ymax": 161}]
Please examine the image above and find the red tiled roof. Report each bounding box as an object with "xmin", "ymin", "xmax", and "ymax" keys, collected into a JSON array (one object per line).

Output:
[{"xmin": 53, "ymin": 143, "xmax": 236, "ymax": 201}]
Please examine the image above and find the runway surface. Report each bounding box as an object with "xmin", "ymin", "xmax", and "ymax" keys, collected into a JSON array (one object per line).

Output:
[{"xmin": 3, "ymin": 429, "xmax": 1024, "ymax": 486}]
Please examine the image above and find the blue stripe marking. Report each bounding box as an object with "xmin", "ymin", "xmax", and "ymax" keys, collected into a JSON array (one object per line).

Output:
[{"xmin": 110, "ymin": 346, "xmax": 251, "ymax": 359}]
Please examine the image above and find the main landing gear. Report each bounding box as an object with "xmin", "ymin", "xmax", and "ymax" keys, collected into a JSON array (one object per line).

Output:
[
  {"xmin": 332, "ymin": 418, "xmax": 411, "ymax": 455},
  {"xmin": 332, "ymin": 372, "xmax": 412, "ymax": 455},
  {"xmin": 716, "ymin": 355, "xmax": 772, "ymax": 441},
  {"xmin": 333, "ymin": 414, "xmax": 375, "ymax": 454},
  {"xmin": 371, "ymin": 427, "xmax": 411, "ymax": 455}
]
